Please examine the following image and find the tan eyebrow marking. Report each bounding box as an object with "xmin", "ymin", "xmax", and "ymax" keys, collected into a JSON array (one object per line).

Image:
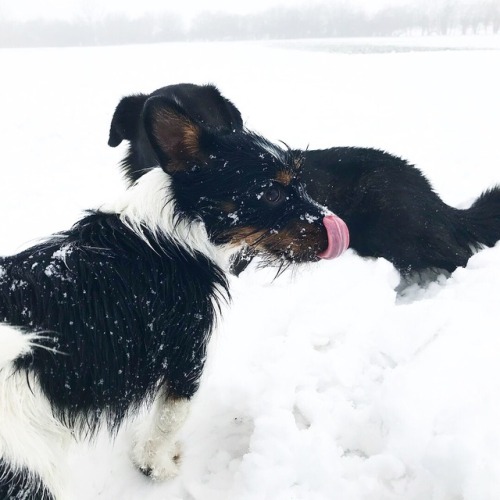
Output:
[{"xmin": 276, "ymin": 170, "xmax": 293, "ymax": 185}]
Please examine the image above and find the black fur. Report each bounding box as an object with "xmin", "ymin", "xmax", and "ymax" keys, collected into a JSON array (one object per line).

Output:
[
  {"xmin": 109, "ymin": 83, "xmax": 500, "ymax": 275},
  {"xmin": 299, "ymin": 147, "xmax": 500, "ymax": 274},
  {"xmin": 140, "ymin": 95, "xmax": 330, "ymax": 264},
  {"xmin": 108, "ymin": 83, "xmax": 243, "ymax": 183},
  {"xmin": 1, "ymin": 212, "xmax": 227, "ymax": 434},
  {"xmin": 0, "ymin": 460, "xmax": 54, "ymax": 500}
]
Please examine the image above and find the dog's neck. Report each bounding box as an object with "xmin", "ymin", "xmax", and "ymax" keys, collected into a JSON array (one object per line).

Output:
[{"xmin": 101, "ymin": 168, "xmax": 235, "ymax": 270}]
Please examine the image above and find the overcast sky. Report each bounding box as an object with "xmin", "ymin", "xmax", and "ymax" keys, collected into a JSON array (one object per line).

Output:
[{"xmin": 1, "ymin": 0, "xmax": 430, "ymax": 22}]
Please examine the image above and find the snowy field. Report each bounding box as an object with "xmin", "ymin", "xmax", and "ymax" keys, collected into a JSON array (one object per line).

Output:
[{"xmin": 1, "ymin": 36, "xmax": 500, "ymax": 499}]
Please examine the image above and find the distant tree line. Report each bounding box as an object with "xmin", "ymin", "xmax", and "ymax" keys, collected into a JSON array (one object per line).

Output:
[{"xmin": 0, "ymin": 1, "xmax": 499, "ymax": 48}]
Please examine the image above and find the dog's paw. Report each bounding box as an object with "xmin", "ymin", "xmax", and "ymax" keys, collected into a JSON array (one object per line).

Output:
[{"xmin": 132, "ymin": 438, "xmax": 181, "ymax": 481}]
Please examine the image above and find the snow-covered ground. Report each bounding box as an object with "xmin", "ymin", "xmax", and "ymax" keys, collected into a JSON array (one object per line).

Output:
[{"xmin": 1, "ymin": 37, "xmax": 500, "ymax": 499}]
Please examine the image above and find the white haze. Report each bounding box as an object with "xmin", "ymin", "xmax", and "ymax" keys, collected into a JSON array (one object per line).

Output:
[{"xmin": 0, "ymin": 0, "xmax": 453, "ymax": 22}]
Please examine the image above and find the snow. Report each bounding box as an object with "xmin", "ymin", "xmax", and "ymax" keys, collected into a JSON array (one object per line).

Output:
[{"xmin": 1, "ymin": 36, "xmax": 500, "ymax": 499}]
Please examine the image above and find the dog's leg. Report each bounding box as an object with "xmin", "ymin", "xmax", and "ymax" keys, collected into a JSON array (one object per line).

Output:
[
  {"xmin": 132, "ymin": 391, "xmax": 190, "ymax": 481},
  {"xmin": 0, "ymin": 325, "xmax": 72, "ymax": 500}
]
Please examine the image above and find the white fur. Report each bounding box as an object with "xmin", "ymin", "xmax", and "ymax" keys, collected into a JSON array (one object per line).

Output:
[
  {"xmin": 103, "ymin": 169, "xmax": 229, "ymax": 482},
  {"xmin": 131, "ymin": 393, "xmax": 190, "ymax": 481},
  {"xmin": 1, "ymin": 168, "xmax": 233, "ymax": 498},
  {"xmin": 0, "ymin": 325, "xmax": 72, "ymax": 499},
  {"xmin": 0, "ymin": 324, "xmax": 35, "ymax": 368},
  {"xmin": 101, "ymin": 167, "xmax": 237, "ymax": 271}
]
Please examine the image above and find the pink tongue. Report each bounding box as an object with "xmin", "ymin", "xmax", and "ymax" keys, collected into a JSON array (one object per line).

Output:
[{"xmin": 318, "ymin": 214, "xmax": 350, "ymax": 259}]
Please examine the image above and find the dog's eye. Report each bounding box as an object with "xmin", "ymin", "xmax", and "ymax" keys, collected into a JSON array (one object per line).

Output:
[{"xmin": 263, "ymin": 186, "xmax": 284, "ymax": 206}]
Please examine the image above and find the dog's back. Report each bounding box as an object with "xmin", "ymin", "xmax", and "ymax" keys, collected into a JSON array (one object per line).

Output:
[{"xmin": 301, "ymin": 147, "xmax": 500, "ymax": 274}]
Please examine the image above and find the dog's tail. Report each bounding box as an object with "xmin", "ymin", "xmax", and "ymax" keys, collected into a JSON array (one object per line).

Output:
[
  {"xmin": 402, "ymin": 185, "xmax": 500, "ymax": 274},
  {"xmin": 460, "ymin": 186, "xmax": 500, "ymax": 251}
]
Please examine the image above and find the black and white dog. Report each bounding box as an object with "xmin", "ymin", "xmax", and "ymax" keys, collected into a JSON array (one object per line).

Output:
[
  {"xmin": 0, "ymin": 95, "xmax": 348, "ymax": 498},
  {"xmin": 109, "ymin": 83, "xmax": 500, "ymax": 276}
]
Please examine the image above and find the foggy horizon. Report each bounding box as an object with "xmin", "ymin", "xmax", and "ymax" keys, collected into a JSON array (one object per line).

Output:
[
  {"xmin": 1, "ymin": 0, "xmax": 447, "ymax": 22},
  {"xmin": 0, "ymin": 0, "xmax": 498, "ymax": 48}
]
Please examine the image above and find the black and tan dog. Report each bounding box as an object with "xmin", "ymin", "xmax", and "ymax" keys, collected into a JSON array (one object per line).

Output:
[{"xmin": 108, "ymin": 83, "xmax": 500, "ymax": 276}]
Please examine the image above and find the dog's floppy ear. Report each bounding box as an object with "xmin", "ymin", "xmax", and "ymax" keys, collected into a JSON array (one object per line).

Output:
[
  {"xmin": 143, "ymin": 96, "xmax": 205, "ymax": 173},
  {"xmin": 108, "ymin": 94, "xmax": 148, "ymax": 147}
]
